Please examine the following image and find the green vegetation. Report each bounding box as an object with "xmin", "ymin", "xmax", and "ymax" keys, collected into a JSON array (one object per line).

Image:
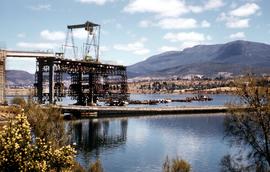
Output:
[
  {"xmin": 3, "ymin": 97, "xmax": 104, "ymax": 172},
  {"xmin": 25, "ymin": 103, "xmax": 69, "ymax": 148},
  {"xmin": 0, "ymin": 113, "xmax": 76, "ymax": 171},
  {"xmin": 89, "ymin": 160, "xmax": 104, "ymax": 172},
  {"xmin": 11, "ymin": 96, "xmax": 26, "ymax": 107},
  {"xmin": 224, "ymin": 76, "xmax": 270, "ymax": 171},
  {"xmin": 162, "ymin": 156, "xmax": 191, "ymax": 172},
  {"xmin": 10, "ymin": 97, "xmax": 70, "ymax": 148}
]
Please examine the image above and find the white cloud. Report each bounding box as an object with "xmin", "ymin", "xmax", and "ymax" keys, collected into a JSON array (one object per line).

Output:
[
  {"xmin": 113, "ymin": 38, "xmax": 150, "ymax": 55},
  {"xmin": 124, "ymin": 0, "xmax": 224, "ymax": 17},
  {"xmin": 201, "ymin": 20, "xmax": 211, "ymax": 28},
  {"xmin": 226, "ymin": 18, "xmax": 249, "ymax": 28},
  {"xmin": 188, "ymin": 5, "xmax": 203, "ymax": 13},
  {"xmin": 217, "ymin": 12, "xmax": 250, "ymax": 28},
  {"xmin": 204, "ymin": 0, "xmax": 224, "ymax": 10},
  {"xmin": 164, "ymin": 32, "xmax": 210, "ymax": 42},
  {"xmin": 124, "ymin": 0, "xmax": 189, "ymax": 17},
  {"xmin": 159, "ymin": 46, "xmax": 178, "ymax": 52},
  {"xmin": 229, "ymin": 3, "xmax": 260, "ymax": 17},
  {"xmin": 78, "ymin": 0, "xmax": 114, "ymax": 5},
  {"xmin": 217, "ymin": 3, "xmax": 259, "ymax": 29},
  {"xmin": 189, "ymin": 0, "xmax": 224, "ymax": 13},
  {"xmin": 229, "ymin": 32, "xmax": 246, "ymax": 39},
  {"xmin": 17, "ymin": 42, "xmax": 57, "ymax": 49},
  {"xmin": 40, "ymin": 30, "xmax": 65, "ymax": 41},
  {"xmin": 29, "ymin": 4, "xmax": 51, "ymax": 11},
  {"xmin": 158, "ymin": 18, "xmax": 198, "ymax": 29},
  {"xmin": 163, "ymin": 32, "xmax": 212, "ymax": 50}
]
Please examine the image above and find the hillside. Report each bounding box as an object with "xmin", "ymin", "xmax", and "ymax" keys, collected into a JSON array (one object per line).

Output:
[
  {"xmin": 6, "ymin": 70, "xmax": 35, "ymax": 86},
  {"xmin": 6, "ymin": 70, "xmax": 70, "ymax": 87},
  {"xmin": 128, "ymin": 40, "xmax": 270, "ymax": 78}
]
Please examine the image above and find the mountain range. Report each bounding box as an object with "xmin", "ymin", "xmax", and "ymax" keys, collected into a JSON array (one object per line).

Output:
[
  {"xmin": 6, "ymin": 70, "xmax": 35, "ymax": 86},
  {"xmin": 6, "ymin": 40, "xmax": 270, "ymax": 85},
  {"xmin": 127, "ymin": 40, "xmax": 270, "ymax": 78}
]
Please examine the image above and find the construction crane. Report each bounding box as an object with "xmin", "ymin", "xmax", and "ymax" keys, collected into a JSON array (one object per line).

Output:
[{"xmin": 63, "ymin": 21, "xmax": 101, "ymax": 62}]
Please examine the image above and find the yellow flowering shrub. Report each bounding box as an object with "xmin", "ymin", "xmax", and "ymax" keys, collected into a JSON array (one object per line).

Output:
[{"xmin": 0, "ymin": 114, "xmax": 76, "ymax": 172}]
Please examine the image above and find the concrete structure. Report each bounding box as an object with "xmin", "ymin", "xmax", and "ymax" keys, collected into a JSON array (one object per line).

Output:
[{"xmin": 0, "ymin": 50, "xmax": 55, "ymax": 103}]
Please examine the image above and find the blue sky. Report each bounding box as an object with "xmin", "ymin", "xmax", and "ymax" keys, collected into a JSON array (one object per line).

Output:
[{"xmin": 1, "ymin": 0, "xmax": 270, "ymax": 73}]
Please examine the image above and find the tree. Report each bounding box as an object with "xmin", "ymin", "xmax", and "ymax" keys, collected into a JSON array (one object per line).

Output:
[
  {"xmin": 0, "ymin": 113, "xmax": 76, "ymax": 171},
  {"xmin": 224, "ymin": 76, "xmax": 270, "ymax": 171}
]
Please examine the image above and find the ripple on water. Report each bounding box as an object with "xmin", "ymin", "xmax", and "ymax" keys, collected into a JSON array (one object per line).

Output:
[{"xmin": 72, "ymin": 114, "xmax": 231, "ymax": 172}]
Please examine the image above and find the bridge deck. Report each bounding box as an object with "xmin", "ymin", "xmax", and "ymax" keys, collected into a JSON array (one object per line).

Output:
[{"xmin": 5, "ymin": 50, "xmax": 55, "ymax": 58}]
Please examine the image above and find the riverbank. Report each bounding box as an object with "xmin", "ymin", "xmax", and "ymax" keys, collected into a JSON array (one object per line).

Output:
[{"xmin": 5, "ymin": 88, "xmax": 34, "ymax": 96}]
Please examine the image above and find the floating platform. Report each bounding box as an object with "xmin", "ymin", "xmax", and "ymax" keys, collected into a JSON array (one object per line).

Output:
[{"xmin": 60, "ymin": 105, "xmax": 229, "ymax": 118}]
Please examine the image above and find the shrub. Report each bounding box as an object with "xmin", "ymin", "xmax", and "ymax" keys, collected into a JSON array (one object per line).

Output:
[
  {"xmin": 0, "ymin": 113, "xmax": 76, "ymax": 171},
  {"xmin": 24, "ymin": 102, "xmax": 70, "ymax": 148},
  {"xmin": 89, "ymin": 160, "xmax": 104, "ymax": 172},
  {"xmin": 163, "ymin": 156, "xmax": 191, "ymax": 172},
  {"xmin": 11, "ymin": 96, "xmax": 26, "ymax": 107}
]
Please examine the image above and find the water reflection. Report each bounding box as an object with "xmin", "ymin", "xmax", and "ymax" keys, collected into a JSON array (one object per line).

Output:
[
  {"xmin": 70, "ymin": 114, "xmax": 231, "ymax": 172},
  {"xmin": 71, "ymin": 119, "xmax": 128, "ymax": 167}
]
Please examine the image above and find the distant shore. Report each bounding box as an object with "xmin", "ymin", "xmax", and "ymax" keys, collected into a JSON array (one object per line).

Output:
[
  {"xmin": 5, "ymin": 87, "xmax": 237, "ymax": 97},
  {"xmin": 128, "ymin": 86, "xmax": 237, "ymax": 95},
  {"xmin": 5, "ymin": 88, "xmax": 34, "ymax": 96}
]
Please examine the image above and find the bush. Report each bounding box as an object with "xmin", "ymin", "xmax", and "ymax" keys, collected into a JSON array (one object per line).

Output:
[
  {"xmin": 23, "ymin": 102, "xmax": 70, "ymax": 148},
  {"xmin": 163, "ymin": 156, "xmax": 191, "ymax": 172},
  {"xmin": 89, "ymin": 160, "xmax": 104, "ymax": 172},
  {"xmin": 0, "ymin": 113, "xmax": 76, "ymax": 171},
  {"xmin": 11, "ymin": 96, "xmax": 26, "ymax": 107}
]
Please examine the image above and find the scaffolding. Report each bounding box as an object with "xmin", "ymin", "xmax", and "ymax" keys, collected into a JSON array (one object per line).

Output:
[
  {"xmin": 0, "ymin": 21, "xmax": 128, "ymax": 105},
  {"xmin": 35, "ymin": 57, "xmax": 128, "ymax": 105}
]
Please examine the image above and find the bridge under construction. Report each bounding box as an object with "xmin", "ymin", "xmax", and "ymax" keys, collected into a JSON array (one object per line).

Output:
[{"xmin": 0, "ymin": 21, "xmax": 129, "ymax": 105}]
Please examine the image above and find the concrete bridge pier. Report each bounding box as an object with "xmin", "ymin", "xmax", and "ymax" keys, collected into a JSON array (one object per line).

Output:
[{"xmin": 0, "ymin": 50, "xmax": 5, "ymax": 104}]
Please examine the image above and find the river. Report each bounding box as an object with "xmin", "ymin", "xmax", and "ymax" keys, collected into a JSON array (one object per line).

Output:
[
  {"xmin": 71, "ymin": 114, "xmax": 231, "ymax": 172},
  {"xmin": 7, "ymin": 94, "xmax": 234, "ymax": 171},
  {"xmin": 51, "ymin": 93, "xmax": 236, "ymax": 107}
]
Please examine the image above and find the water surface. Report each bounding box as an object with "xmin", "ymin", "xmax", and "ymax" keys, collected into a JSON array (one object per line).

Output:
[{"xmin": 71, "ymin": 114, "xmax": 230, "ymax": 172}]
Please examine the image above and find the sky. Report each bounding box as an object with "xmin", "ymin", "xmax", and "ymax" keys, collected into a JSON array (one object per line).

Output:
[{"xmin": 1, "ymin": 0, "xmax": 270, "ymax": 73}]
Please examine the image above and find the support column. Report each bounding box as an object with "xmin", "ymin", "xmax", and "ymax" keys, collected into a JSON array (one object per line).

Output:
[
  {"xmin": 78, "ymin": 71, "xmax": 83, "ymax": 105},
  {"xmin": 0, "ymin": 50, "xmax": 5, "ymax": 104},
  {"xmin": 88, "ymin": 73, "xmax": 94, "ymax": 105},
  {"xmin": 48, "ymin": 59, "xmax": 54, "ymax": 104},
  {"xmin": 37, "ymin": 59, "xmax": 43, "ymax": 104}
]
